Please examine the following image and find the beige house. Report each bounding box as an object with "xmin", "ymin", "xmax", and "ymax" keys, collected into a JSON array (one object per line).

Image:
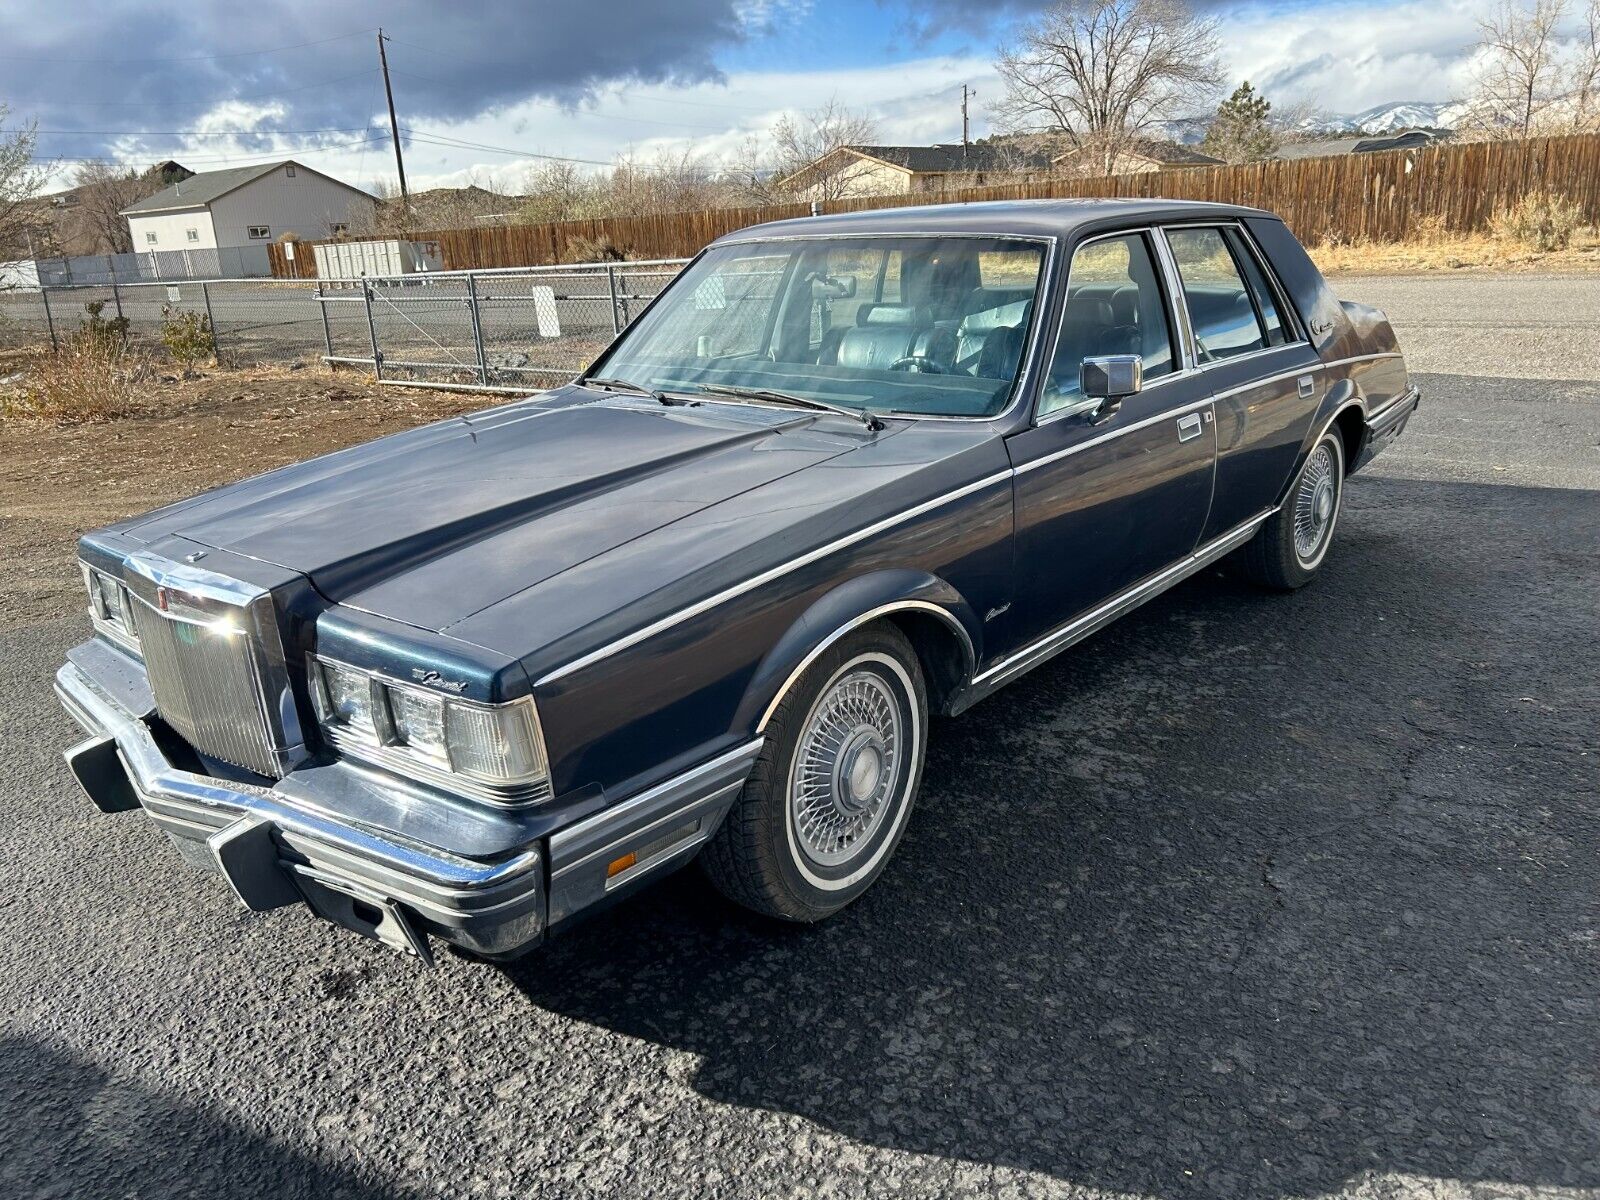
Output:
[
  {"xmin": 1052, "ymin": 140, "xmax": 1225, "ymax": 176},
  {"xmin": 777, "ymin": 144, "xmax": 1057, "ymax": 201},
  {"xmin": 121, "ymin": 160, "xmax": 375, "ymax": 253}
]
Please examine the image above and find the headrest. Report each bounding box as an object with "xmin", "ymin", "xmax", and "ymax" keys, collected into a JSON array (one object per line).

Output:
[
  {"xmin": 959, "ymin": 297, "xmax": 1032, "ymax": 334},
  {"xmin": 1062, "ymin": 296, "xmax": 1114, "ymax": 328},
  {"xmin": 857, "ymin": 303, "xmax": 922, "ymax": 326},
  {"xmin": 1109, "ymin": 286, "xmax": 1141, "ymax": 325}
]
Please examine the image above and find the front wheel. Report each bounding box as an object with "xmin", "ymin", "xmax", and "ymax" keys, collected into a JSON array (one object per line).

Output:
[
  {"xmin": 1237, "ymin": 429, "xmax": 1346, "ymax": 590},
  {"xmin": 699, "ymin": 624, "xmax": 928, "ymax": 922}
]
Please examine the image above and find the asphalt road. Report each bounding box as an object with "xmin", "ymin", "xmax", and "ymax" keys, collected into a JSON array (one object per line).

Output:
[{"xmin": 2, "ymin": 280, "xmax": 1598, "ymax": 1199}]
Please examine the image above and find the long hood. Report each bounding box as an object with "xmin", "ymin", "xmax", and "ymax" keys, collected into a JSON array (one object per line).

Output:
[{"xmin": 118, "ymin": 392, "xmax": 863, "ymax": 631}]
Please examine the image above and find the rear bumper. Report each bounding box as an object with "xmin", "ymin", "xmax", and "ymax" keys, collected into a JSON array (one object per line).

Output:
[
  {"xmin": 1354, "ymin": 384, "xmax": 1421, "ymax": 471},
  {"xmin": 55, "ymin": 640, "xmax": 759, "ymax": 963}
]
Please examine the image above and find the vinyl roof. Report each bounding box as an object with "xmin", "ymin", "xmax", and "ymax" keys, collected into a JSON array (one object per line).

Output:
[{"xmin": 717, "ymin": 197, "xmax": 1277, "ymax": 244}]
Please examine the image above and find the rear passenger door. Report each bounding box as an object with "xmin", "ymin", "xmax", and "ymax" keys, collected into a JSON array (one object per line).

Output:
[
  {"xmin": 1004, "ymin": 230, "xmax": 1216, "ymax": 651},
  {"xmin": 1161, "ymin": 224, "xmax": 1325, "ymax": 541}
]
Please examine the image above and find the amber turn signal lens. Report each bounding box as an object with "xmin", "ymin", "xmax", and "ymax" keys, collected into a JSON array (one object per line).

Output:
[{"xmin": 606, "ymin": 852, "xmax": 637, "ymax": 879}]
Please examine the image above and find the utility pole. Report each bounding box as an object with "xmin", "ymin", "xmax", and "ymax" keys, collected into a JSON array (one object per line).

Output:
[
  {"xmin": 377, "ymin": 28, "xmax": 410, "ymax": 214},
  {"xmin": 961, "ymin": 84, "xmax": 972, "ymax": 147}
]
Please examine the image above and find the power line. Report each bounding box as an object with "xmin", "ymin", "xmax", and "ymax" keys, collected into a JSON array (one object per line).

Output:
[
  {"xmin": 29, "ymin": 132, "xmax": 392, "ymax": 168},
  {"xmin": 379, "ymin": 37, "xmax": 772, "ymax": 115},
  {"xmin": 385, "ymin": 69, "xmax": 730, "ymax": 132},
  {"xmin": 16, "ymin": 126, "xmax": 376, "ymax": 138},
  {"xmin": 0, "ymin": 28, "xmax": 375, "ymax": 65},
  {"xmin": 400, "ymin": 127, "xmax": 613, "ymax": 166},
  {"xmin": 9, "ymin": 70, "xmax": 381, "ymax": 109}
]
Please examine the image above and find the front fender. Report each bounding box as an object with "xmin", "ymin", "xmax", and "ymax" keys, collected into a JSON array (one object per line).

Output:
[{"xmin": 732, "ymin": 569, "xmax": 980, "ymax": 735}]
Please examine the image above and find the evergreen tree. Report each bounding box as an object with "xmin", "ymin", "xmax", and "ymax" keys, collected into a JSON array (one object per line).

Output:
[{"xmin": 1201, "ymin": 82, "xmax": 1278, "ymax": 163}]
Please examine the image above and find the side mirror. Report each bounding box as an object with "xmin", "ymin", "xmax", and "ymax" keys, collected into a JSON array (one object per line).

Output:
[
  {"xmin": 1081, "ymin": 354, "xmax": 1142, "ymax": 401},
  {"xmin": 1072, "ymin": 354, "xmax": 1142, "ymax": 424}
]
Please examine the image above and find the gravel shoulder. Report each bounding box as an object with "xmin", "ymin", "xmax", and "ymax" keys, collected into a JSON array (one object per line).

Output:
[{"xmin": 1336, "ymin": 273, "xmax": 1600, "ymax": 382}]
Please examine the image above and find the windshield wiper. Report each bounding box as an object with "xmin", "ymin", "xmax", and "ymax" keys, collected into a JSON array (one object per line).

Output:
[
  {"xmin": 688, "ymin": 384, "xmax": 883, "ymax": 431},
  {"xmin": 578, "ymin": 376, "xmax": 692, "ymax": 406}
]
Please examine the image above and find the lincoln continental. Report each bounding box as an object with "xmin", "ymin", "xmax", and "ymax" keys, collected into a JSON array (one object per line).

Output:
[{"xmin": 56, "ymin": 199, "xmax": 1419, "ymax": 964}]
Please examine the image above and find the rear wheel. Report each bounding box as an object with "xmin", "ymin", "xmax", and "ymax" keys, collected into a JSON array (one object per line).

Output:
[
  {"xmin": 700, "ymin": 624, "xmax": 927, "ymax": 922},
  {"xmin": 1238, "ymin": 429, "xmax": 1346, "ymax": 590}
]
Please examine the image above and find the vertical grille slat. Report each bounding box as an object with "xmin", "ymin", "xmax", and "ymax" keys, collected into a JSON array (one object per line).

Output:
[{"xmin": 131, "ymin": 597, "xmax": 283, "ymax": 778}]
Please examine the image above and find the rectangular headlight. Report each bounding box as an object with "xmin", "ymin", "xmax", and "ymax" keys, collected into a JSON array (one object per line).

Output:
[
  {"xmin": 81, "ymin": 562, "xmax": 140, "ymax": 652},
  {"xmin": 318, "ymin": 661, "xmax": 378, "ymax": 736},
  {"xmin": 386, "ymin": 686, "xmax": 448, "ymax": 766},
  {"xmin": 310, "ymin": 657, "xmax": 551, "ymax": 806}
]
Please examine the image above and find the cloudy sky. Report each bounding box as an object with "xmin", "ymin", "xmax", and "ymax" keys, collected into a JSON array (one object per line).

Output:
[{"xmin": 2, "ymin": 0, "xmax": 1497, "ymax": 194}]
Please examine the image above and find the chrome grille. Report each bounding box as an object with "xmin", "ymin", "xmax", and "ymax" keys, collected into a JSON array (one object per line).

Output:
[{"xmin": 130, "ymin": 596, "xmax": 284, "ymax": 778}]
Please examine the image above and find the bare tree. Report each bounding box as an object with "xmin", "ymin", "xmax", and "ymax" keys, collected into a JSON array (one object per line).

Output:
[
  {"xmin": 0, "ymin": 109, "xmax": 49, "ymax": 263},
  {"xmin": 518, "ymin": 160, "xmax": 604, "ymax": 223},
  {"xmin": 63, "ymin": 162, "xmax": 152, "ymax": 254},
  {"xmin": 1573, "ymin": 0, "xmax": 1600, "ymax": 130},
  {"xmin": 768, "ymin": 101, "xmax": 883, "ymax": 200},
  {"xmin": 990, "ymin": 0, "xmax": 1224, "ymax": 176},
  {"xmin": 1467, "ymin": 0, "xmax": 1569, "ymax": 136},
  {"xmin": 718, "ymin": 133, "xmax": 784, "ymax": 206},
  {"xmin": 733, "ymin": 100, "xmax": 880, "ymax": 202}
]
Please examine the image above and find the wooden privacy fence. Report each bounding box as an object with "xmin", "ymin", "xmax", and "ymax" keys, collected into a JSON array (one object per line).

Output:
[{"xmin": 273, "ymin": 132, "xmax": 1600, "ymax": 278}]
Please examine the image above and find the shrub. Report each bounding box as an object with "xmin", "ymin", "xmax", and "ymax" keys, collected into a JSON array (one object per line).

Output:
[
  {"xmin": 77, "ymin": 299, "xmax": 129, "ymax": 351},
  {"xmin": 1493, "ymin": 192, "xmax": 1585, "ymax": 252},
  {"xmin": 5, "ymin": 338, "xmax": 142, "ymax": 423},
  {"xmin": 159, "ymin": 303, "xmax": 215, "ymax": 373},
  {"xmin": 559, "ymin": 234, "xmax": 626, "ymax": 264}
]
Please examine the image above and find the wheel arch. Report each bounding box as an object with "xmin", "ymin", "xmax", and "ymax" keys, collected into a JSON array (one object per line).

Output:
[
  {"xmin": 735, "ymin": 570, "xmax": 980, "ymax": 735},
  {"xmin": 1280, "ymin": 385, "xmax": 1365, "ymax": 509}
]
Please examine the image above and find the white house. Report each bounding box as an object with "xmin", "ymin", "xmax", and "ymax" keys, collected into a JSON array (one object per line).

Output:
[{"xmin": 121, "ymin": 160, "xmax": 376, "ymax": 254}]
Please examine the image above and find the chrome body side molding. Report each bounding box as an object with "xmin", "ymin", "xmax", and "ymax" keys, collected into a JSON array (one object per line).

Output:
[
  {"xmin": 535, "ymin": 470, "xmax": 1013, "ymax": 686},
  {"xmin": 951, "ymin": 508, "xmax": 1276, "ymax": 712}
]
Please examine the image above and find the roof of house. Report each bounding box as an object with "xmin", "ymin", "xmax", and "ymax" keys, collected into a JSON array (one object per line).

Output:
[
  {"xmin": 1275, "ymin": 129, "xmax": 1444, "ymax": 161},
  {"xmin": 775, "ymin": 142, "xmax": 1059, "ymax": 190},
  {"xmin": 1055, "ymin": 140, "xmax": 1224, "ymax": 167},
  {"xmin": 845, "ymin": 143, "xmax": 1058, "ymax": 173},
  {"xmin": 121, "ymin": 160, "xmax": 373, "ymax": 216}
]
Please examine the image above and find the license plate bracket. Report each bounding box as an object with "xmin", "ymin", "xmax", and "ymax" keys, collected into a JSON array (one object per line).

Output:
[{"xmin": 293, "ymin": 867, "xmax": 435, "ymax": 967}]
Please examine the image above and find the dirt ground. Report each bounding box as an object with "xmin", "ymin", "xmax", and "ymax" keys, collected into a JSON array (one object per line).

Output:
[{"xmin": 0, "ymin": 352, "xmax": 497, "ymax": 631}]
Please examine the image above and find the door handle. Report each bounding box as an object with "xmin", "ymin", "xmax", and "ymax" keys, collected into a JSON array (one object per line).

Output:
[
  {"xmin": 1176, "ymin": 413, "xmax": 1204, "ymax": 442},
  {"xmin": 1298, "ymin": 375, "xmax": 1317, "ymax": 399}
]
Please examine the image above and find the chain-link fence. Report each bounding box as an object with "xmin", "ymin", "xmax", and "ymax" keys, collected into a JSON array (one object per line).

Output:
[{"xmin": 0, "ymin": 258, "xmax": 688, "ymax": 391}]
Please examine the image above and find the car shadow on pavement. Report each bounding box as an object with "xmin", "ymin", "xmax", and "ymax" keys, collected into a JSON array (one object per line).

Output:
[
  {"xmin": 0, "ymin": 1035, "xmax": 419, "ymax": 1200},
  {"xmin": 503, "ymin": 477, "xmax": 1600, "ymax": 1199}
]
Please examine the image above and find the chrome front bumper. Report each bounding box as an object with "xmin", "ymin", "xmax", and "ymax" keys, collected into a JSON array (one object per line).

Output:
[{"xmin": 55, "ymin": 640, "xmax": 760, "ymax": 964}]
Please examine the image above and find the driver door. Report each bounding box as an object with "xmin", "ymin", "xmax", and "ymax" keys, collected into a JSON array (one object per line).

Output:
[{"xmin": 1003, "ymin": 229, "xmax": 1216, "ymax": 651}]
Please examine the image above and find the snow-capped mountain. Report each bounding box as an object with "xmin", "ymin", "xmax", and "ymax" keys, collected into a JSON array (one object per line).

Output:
[{"xmin": 1299, "ymin": 101, "xmax": 1472, "ymax": 134}]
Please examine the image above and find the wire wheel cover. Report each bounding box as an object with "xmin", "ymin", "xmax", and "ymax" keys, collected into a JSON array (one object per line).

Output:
[
  {"xmin": 1294, "ymin": 442, "xmax": 1338, "ymax": 563},
  {"xmin": 790, "ymin": 668, "xmax": 904, "ymax": 868}
]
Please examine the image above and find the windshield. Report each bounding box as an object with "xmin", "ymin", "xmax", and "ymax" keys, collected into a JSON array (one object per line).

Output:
[{"xmin": 587, "ymin": 236, "xmax": 1048, "ymax": 419}]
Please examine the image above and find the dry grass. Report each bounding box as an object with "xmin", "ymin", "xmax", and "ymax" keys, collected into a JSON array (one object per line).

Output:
[
  {"xmin": 0, "ymin": 363, "xmax": 490, "ymax": 629},
  {"xmin": 1491, "ymin": 190, "xmax": 1585, "ymax": 252},
  {"xmin": 1311, "ymin": 223, "xmax": 1600, "ymax": 276},
  {"xmin": 0, "ymin": 339, "xmax": 146, "ymax": 423}
]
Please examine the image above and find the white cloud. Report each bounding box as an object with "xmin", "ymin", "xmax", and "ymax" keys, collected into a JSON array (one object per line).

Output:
[
  {"xmin": 41, "ymin": 2, "xmax": 1495, "ymax": 197},
  {"xmin": 1217, "ymin": 0, "xmax": 1482, "ymax": 113}
]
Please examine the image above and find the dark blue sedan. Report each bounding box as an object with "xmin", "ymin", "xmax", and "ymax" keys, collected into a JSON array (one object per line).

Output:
[{"xmin": 56, "ymin": 199, "xmax": 1419, "ymax": 963}]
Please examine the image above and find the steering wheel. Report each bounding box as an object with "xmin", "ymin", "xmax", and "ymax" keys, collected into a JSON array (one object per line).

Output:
[{"xmin": 888, "ymin": 355, "xmax": 945, "ymax": 374}]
